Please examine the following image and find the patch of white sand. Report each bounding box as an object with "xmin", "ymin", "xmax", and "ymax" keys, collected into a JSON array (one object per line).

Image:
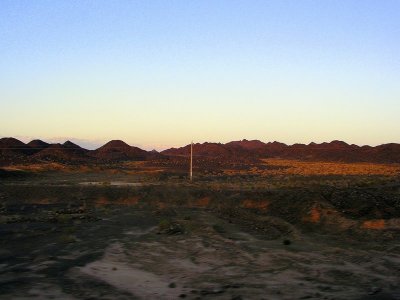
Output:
[
  {"xmin": 80, "ymin": 260, "xmax": 184, "ymax": 299},
  {"xmin": 78, "ymin": 242, "xmax": 187, "ymax": 299}
]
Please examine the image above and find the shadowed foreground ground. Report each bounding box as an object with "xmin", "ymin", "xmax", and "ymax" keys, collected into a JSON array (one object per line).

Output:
[{"xmin": 1, "ymin": 163, "xmax": 400, "ymax": 299}]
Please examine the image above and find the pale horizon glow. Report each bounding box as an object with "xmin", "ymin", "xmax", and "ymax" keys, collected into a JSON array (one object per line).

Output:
[{"xmin": 1, "ymin": 1, "xmax": 399, "ymax": 149}]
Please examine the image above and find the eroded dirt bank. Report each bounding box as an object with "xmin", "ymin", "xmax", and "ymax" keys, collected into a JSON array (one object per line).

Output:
[{"xmin": 1, "ymin": 206, "xmax": 400, "ymax": 300}]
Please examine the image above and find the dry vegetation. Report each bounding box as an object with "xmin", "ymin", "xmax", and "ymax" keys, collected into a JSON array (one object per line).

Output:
[
  {"xmin": 1, "ymin": 159, "xmax": 400, "ymax": 299},
  {"xmin": 1, "ymin": 162, "xmax": 101, "ymax": 173},
  {"xmin": 261, "ymin": 158, "xmax": 400, "ymax": 176}
]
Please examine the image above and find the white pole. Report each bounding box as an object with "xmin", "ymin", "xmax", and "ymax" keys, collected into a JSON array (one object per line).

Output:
[{"xmin": 190, "ymin": 141, "xmax": 193, "ymax": 181}]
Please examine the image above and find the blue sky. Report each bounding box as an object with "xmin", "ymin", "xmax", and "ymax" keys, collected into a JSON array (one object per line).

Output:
[{"xmin": 1, "ymin": 0, "xmax": 399, "ymax": 150}]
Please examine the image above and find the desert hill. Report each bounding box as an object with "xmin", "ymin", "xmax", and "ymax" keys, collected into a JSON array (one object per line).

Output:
[
  {"xmin": 0, "ymin": 138, "xmax": 161, "ymax": 164},
  {"xmin": 27, "ymin": 139, "xmax": 50, "ymax": 149},
  {"xmin": 225, "ymin": 139, "xmax": 266, "ymax": 150},
  {"xmin": 163, "ymin": 139, "xmax": 400, "ymax": 164},
  {"xmin": 0, "ymin": 138, "xmax": 37, "ymax": 165},
  {"xmin": 90, "ymin": 140, "xmax": 150, "ymax": 161},
  {"xmin": 163, "ymin": 142, "xmax": 232, "ymax": 157},
  {"xmin": 62, "ymin": 141, "xmax": 89, "ymax": 155},
  {"xmin": 33, "ymin": 141, "xmax": 89, "ymax": 162},
  {"xmin": 1, "ymin": 137, "xmax": 399, "ymax": 165},
  {"xmin": 0, "ymin": 138, "xmax": 33, "ymax": 155},
  {"xmin": 26, "ymin": 139, "xmax": 50, "ymax": 154}
]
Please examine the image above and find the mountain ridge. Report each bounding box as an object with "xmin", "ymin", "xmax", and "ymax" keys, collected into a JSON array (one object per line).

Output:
[{"xmin": 1, "ymin": 137, "xmax": 399, "ymax": 164}]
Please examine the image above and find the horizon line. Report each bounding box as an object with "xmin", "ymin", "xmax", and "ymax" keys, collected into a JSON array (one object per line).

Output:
[{"xmin": 1, "ymin": 136, "xmax": 399, "ymax": 152}]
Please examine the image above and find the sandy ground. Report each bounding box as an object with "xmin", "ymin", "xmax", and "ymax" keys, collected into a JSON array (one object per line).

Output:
[
  {"xmin": 1, "ymin": 172, "xmax": 400, "ymax": 299},
  {"xmin": 3, "ymin": 208, "xmax": 398, "ymax": 299},
  {"xmin": 71, "ymin": 212, "xmax": 400, "ymax": 300}
]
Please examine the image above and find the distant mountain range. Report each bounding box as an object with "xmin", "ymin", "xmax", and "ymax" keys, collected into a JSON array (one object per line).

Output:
[
  {"xmin": 1, "ymin": 137, "xmax": 400, "ymax": 164},
  {"xmin": 162, "ymin": 139, "xmax": 400, "ymax": 164}
]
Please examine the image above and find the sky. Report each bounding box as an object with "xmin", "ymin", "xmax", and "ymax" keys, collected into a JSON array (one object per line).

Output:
[{"xmin": 1, "ymin": 0, "xmax": 399, "ymax": 150}]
